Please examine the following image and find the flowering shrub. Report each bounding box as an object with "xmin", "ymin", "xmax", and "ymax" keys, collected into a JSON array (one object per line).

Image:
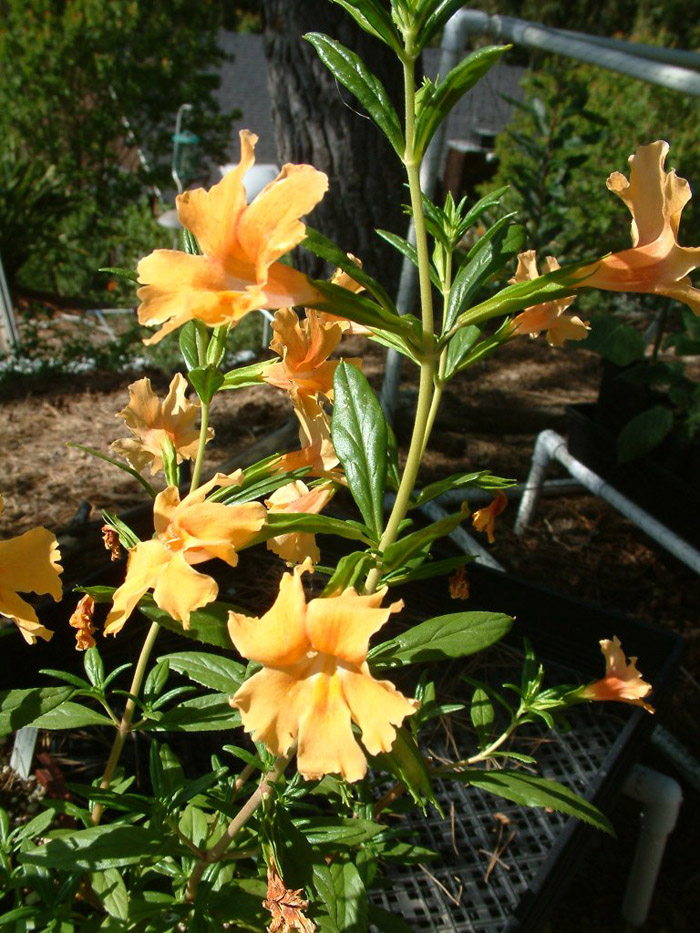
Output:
[{"xmin": 2, "ymin": 1, "xmax": 696, "ymax": 929}]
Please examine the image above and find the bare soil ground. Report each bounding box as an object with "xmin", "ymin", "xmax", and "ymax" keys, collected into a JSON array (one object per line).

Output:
[{"xmin": 1, "ymin": 333, "xmax": 699, "ymax": 931}]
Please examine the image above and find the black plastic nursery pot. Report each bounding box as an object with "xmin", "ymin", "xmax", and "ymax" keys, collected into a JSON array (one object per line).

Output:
[
  {"xmin": 366, "ymin": 562, "xmax": 684, "ymax": 933},
  {"xmin": 4, "ymin": 546, "xmax": 684, "ymax": 932},
  {"xmin": 565, "ymin": 401, "xmax": 700, "ymax": 550}
]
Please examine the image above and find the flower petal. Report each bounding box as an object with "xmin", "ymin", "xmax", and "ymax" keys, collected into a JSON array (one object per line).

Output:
[
  {"xmin": 296, "ymin": 671, "xmax": 368, "ymax": 782},
  {"xmin": 341, "ymin": 664, "xmax": 418, "ymax": 756},
  {"xmin": 0, "ymin": 587, "xmax": 54, "ymax": 644},
  {"xmin": 231, "ymin": 666, "xmax": 308, "ymax": 755},
  {"xmin": 104, "ymin": 539, "xmax": 171, "ymax": 636},
  {"xmin": 151, "ymin": 550, "xmax": 219, "ymax": 627},
  {"xmin": 306, "ymin": 588, "xmax": 403, "ymax": 665},
  {"xmin": 227, "ymin": 562, "xmax": 312, "ymax": 667},
  {"xmin": 0, "ymin": 527, "xmax": 62, "ymax": 600}
]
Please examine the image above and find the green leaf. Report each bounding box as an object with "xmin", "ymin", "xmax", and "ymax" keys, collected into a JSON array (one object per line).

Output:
[
  {"xmin": 158, "ymin": 651, "xmax": 245, "ymax": 693},
  {"xmin": 326, "ymin": 1, "xmax": 402, "ymax": 52},
  {"xmin": 206, "ymin": 325, "xmax": 230, "ymax": 367},
  {"xmin": 83, "ymin": 647, "xmax": 104, "ymax": 688},
  {"xmin": 91, "ymin": 868, "xmax": 129, "ymax": 921},
  {"xmin": 101, "ymin": 510, "xmax": 142, "ymax": 550},
  {"xmin": 29, "ymin": 701, "xmax": 113, "ymax": 730},
  {"xmin": 221, "ymin": 358, "xmax": 275, "ymax": 390},
  {"xmin": 20, "ymin": 825, "xmax": 172, "ymax": 870},
  {"xmin": 445, "ymin": 217, "xmax": 525, "ymax": 330},
  {"xmin": 296, "ymin": 817, "xmax": 384, "ymax": 848},
  {"xmin": 308, "ymin": 278, "xmax": 418, "ymax": 341},
  {"xmin": 381, "ymin": 553, "xmax": 472, "ymax": 587},
  {"xmin": 370, "ymin": 611, "xmax": 512, "ymax": 668},
  {"xmin": 414, "ymin": 469, "xmax": 516, "ymax": 507},
  {"xmin": 98, "ymin": 265, "xmax": 139, "ymax": 284},
  {"xmin": 263, "ymin": 511, "xmax": 372, "ymax": 544},
  {"xmin": 320, "ymin": 550, "xmax": 374, "ymax": 596},
  {"xmin": 373, "ymin": 727, "xmax": 437, "ymax": 811},
  {"xmin": 327, "ymin": 861, "xmax": 368, "ymax": 932},
  {"xmin": 416, "ymin": 0, "xmax": 474, "ymax": 50},
  {"xmin": 188, "ymin": 365, "xmax": 224, "ymax": 404},
  {"xmin": 444, "ymin": 324, "xmax": 482, "ymax": 378},
  {"xmin": 448, "ymin": 769, "xmax": 615, "ymax": 834},
  {"xmin": 583, "ymin": 313, "xmax": 646, "ymax": 366},
  {"xmin": 616, "ymin": 405, "xmax": 674, "ymax": 464},
  {"xmin": 367, "ymin": 905, "xmax": 416, "ymax": 933},
  {"xmin": 179, "ymin": 321, "xmax": 204, "ymax": 371},
  {"xmin": 206, "ymin": 879, "xmax": 268, "ymax": 928},
  {"xmin": 304, "ymin": 33, "xmax": 404, "ymax": 154},
  {"xmin": 67, "ymin": 444, "xmax": 156, "ymax": 500},
  {"xmin": 137, "ymin": 595, "xmax": 235, "ymax": 649},
  {"xmin": 332, "ymin": 361, "xmax": 388, "ymax": 540},
  {"xmin": 470, "ymin": 687, "xmax": 494, "ymax": 746},
  {"xmin": 147, "ymin": 693, "xmax": 239, "ymax": 732},
  {"xmin": 302, "ymin": 227, "xmax": 397, "ymax": 312},
  {"xmin": 382, "ymin": 507, "xmax": 467, "ymax": 571},
  {"xmin": 375, "ymin": 229, "xmax": 441, "ymax": 289},
  {"xmin": 415, "ymin": 47, "xmax": 508, "ymax": 157},
  {"xmin": 0, "ymin": 687, "xmax": 73, "ymax": 736}
]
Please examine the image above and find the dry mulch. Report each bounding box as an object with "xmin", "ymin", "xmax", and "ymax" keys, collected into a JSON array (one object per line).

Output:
[{"xmin": 1, "ymin": 332, "xmax": 699, "ymax": 931}]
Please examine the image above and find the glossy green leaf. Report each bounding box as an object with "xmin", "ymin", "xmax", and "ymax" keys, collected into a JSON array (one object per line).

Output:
[
  {"xmin": 373, "ymin": 727, "xmax": 437, "ymax": 810},
  {"xmin": 98, "ymin": 265, "xmax": 138, "ymax": 284},
  {"xmin": 332, "ymin": 361, "xmax": 388, "ymax": 540},
  {"xmin": 206, "ymin": 325, "xmax": 230, "ymax": 367},
  {"xmin": 91, "ymin": 868, "xmax": 129, "ymax": 920},
  {"xmin": 448, "ymin": 769, "xmax": 614, "ymax": 834},
  {"xmin": 264, "ymin": 511, "xmax": 372, "ymax": 543},
  {"xmin": 205, "ymin": 878, "xmax": 269, "ymax": 928},
  {"xmin": 327, "ymin": 861, "xmax": 368, "ymax": 932},
  {"xmin": 101, "ymin": 510, "xmax": 142, "ymax": 549},
  {"xmin": 145, "ymin": 693, "xmax": 239, "ymax": 732},
  {"xmin": 304, "ymin": 33, "xmax": 404, "ymax": 154},
  {"xmin": 303, "ymin": 227, "xmax": 397, "ymax": 312},
  {"xmin": 444, "ymin": 324, "xmax": 481, "ymax": 378},
  {"xmin": 370, "ymin": 611, "xmax": 512, "ymax": 668},
  {"xmin": 367, "ymin": 905, "xmax": 416, "ymax": 933},
  {"xmin": 327, "ymin": 0, "xmax": 402, "ymax": 51},
  {"xmin": 179, "ymin": 321, "xmax": 204, "ymax": 370},
  {"xmin": 188, "ymin": 365, "xmax": 224, "ymax": 404},
  {"xmin": 414, "ymin": 47, "xmax": 508, "ymax": 157},
  {"xmin": 221, "ymin": 358, "xmax": 275, "ymax": 390},
  {"xmin": 27, "ymin": 701, "xmax": 112, "ymax": 730},
  {"xmin": 416, "ymin": 0, "xmax": 474, "ymax": 50},
  {"xmin": 414, "ymin": 469, "xmax": 516, "ymax": 507},
  {"xmin": 470, "ymin": 687, "xmax": 494, "ymax": 746},
  {"xmin": 381, "ymin": 553, "xmax": 473, "ymax": 587},
  {"xmin": 375, "ymin": 229, "xmax": 441, "ymax": 290},
  {"xmin": 20, "ymin": 824, "xmax": 172, "ymax": 870},
  {"xmin": 296, "ymin": 817, "xmax": 384, "ymax": 848},
  {"xmin": 309, "ymin": 278, "xmax": 418, "ymax": 341},
  {"xmin": 382, "ymin": 507, "xmax": 467, "ymax": 570},
  {"xmin": 137, "ymin": 595, "xmax": 236, "ymax": 649},
  {"xmin": 0, "ymin": 687, "xmax": 72, "ymax": 736},
  {"xmin": 81, "ymin": 647, "xmax": 103, "ymax": 689},
  {"xmin": 158, "ymin": 651, "xmax": 246, "ymax": 693},
  {"xmin": 617, "ymin": 405, "xmax": 674, "ymax": 464},
  {"xmin": 445, "ymin": 217, "xmax": 524, "ymax": 330},
  {"xmin": 321, "ymin": 550, "xmax": 374, "ymax": 596}
]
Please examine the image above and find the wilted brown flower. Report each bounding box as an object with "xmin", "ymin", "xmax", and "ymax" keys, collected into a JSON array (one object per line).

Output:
[
  {"xmin": 263, "ymin": 858, "xmax": 315, "ymax": 933},
  {"xmin": 69, "ymin": 594, "xmax": 97, "ymax": 651},
  {"xmin": 101, "ymin": 526, "xmax": 123, "ymax": 562}
]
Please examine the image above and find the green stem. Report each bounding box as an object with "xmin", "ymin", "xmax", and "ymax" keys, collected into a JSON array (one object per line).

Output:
[
  {"xmin": 189, "ymin": 398, "xmax": 210, "ymax": 493},
  {"xmin": 91, "ymin": 621, "xmax": 161, "ymax": 825},
  {"xmin": 185, "ymin": 753, "xmax": 292, "ymax": 902}
]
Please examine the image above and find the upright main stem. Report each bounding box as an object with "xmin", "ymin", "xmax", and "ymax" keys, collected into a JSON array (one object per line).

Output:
[{"xmin": 365, "ymin": 54, "xmax": 438, "ymax": 594}]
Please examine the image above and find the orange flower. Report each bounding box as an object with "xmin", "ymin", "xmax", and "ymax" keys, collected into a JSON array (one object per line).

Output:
[
  {"xmin": 265, "ymin": 480, "xmax": 335, "ymax": 564},
  {"xmin": 578, "ymin": 141, "xmax": 700, "ymax": 313},
  {"xmin": 510, "ymin": 252, "xmax": 590, "ymax": 346},
  {"xmin": 263, "ymin": 308, "xmax": 345, "ymax": 405},
  {"xmin": 228, "ymin": 562, "xmax": 418, "ymax": 782},
  {"xmin": 136, "ymin": 130, "xmax": 328, "ymax": 344},
  {"xmin": 69, "ymin": 594, "xmax": 97, "ymax": 651},
  {"xmin": 315, "ymin": 258, "xmax": 371, "ymax": 336},
  {"xmin": 472, "ymin": 492, "xmax": 508, "ymax": 544},
  {"xmin": 111, "ymin": 374, "xmax": 211, "ymax": 475},
  {"xmin": 579, "ymin": 636, "xmax": 654, "ymax": 713},
  {"xmin": 273, "ymin": 401, "xmax": 340, "ymax": 476},
  {"xmin": 104, "ymin": 473, "xmax": 266, "ymax": 635},
  {"xmin": 0, "ymin": 496, "xmax": 62, "ymax": 644}
]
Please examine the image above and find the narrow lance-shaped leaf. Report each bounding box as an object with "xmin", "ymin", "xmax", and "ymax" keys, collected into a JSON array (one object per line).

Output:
[
  {"xmin": 308, "ymin": 278, "xmax": 420, "ymax": 343},
  {"xmin": 447, "ymin": 769, "xmax": 615, "ymax": 835},
  {"xmin": 332, "ymin": 361, "xmax": 388, "ymax": 541},
  {"xmin": 304, "ymin": 33, "xmax": 404, "ymax": 154},
  {"xmin": 0, "ymin": 687, "xmax": 73, "ymax": 737},
  {"xmin": 415, "ymin": 0, "xmax": 475, "ymax": 51},
  {"xmin": 414, "ymin": 47, "xmax": 509, "ymax": 157},
  {"xmin": 327, "ymin": 0, "xmax": 402, "ymax": 52},
  {"xmin": 369, "ymin": 611, "xmax": 513, "ymax": 668}
]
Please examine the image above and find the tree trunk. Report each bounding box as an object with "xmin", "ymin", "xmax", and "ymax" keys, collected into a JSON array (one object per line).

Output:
[{"xmin": 261, "ymin": 0, "xmax": 407, "ymax": 290}]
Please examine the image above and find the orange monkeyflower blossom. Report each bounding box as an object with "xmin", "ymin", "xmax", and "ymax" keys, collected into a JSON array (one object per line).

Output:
[
  {"xmin": 136, "ymin": 130, "xmax": 328, "ymax": 344},
  {"xmin": 578, "ymin": 636, "xmax": 654, "ymax": 713},
  {"xmin": 263, "ymin": 308, "xmax": 346, "ymax": 407},
  {"xmin": 69, "ymin": 594, "xmax": 97, "ymax": 651},
  {"xmin": 0, "ymin": 496, "xmax": 62, "ymax": 644},
  {"xmin": 111, "ymin": 374, "xmax": 212, "ymax": 475},
  {"xmin": 273, "ymin": 400, "xmax": 340, "ymax": 476},
  {"xmin": 228, "ymin": 562, "xmax": 418, "ymax": 782},
  {"xmin": 265, "ymin": 480, "xmax": 335, "ymax": 564},
  {"xmin": 578, "ymin": 141, "xmax": 700, "ymax": 313},
  {"xmin": 104, "ymin": 473, "xmax": 266, "ymax": 635},
  {"xmin": 316, "ymin": 258, "xmax": 371, "ymax": 336},
  {"xmin": 471, "ymin": 492, "xmax": 508, "ymax": 544},
  {"xmin": 510, "ymin": 252, "xmax": 590, "ymax": 346}
]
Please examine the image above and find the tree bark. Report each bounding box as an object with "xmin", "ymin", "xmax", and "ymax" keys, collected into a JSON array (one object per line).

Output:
[{"xmin": 261, "ymin": 0, "xmax": 407, "ymax": 290}]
